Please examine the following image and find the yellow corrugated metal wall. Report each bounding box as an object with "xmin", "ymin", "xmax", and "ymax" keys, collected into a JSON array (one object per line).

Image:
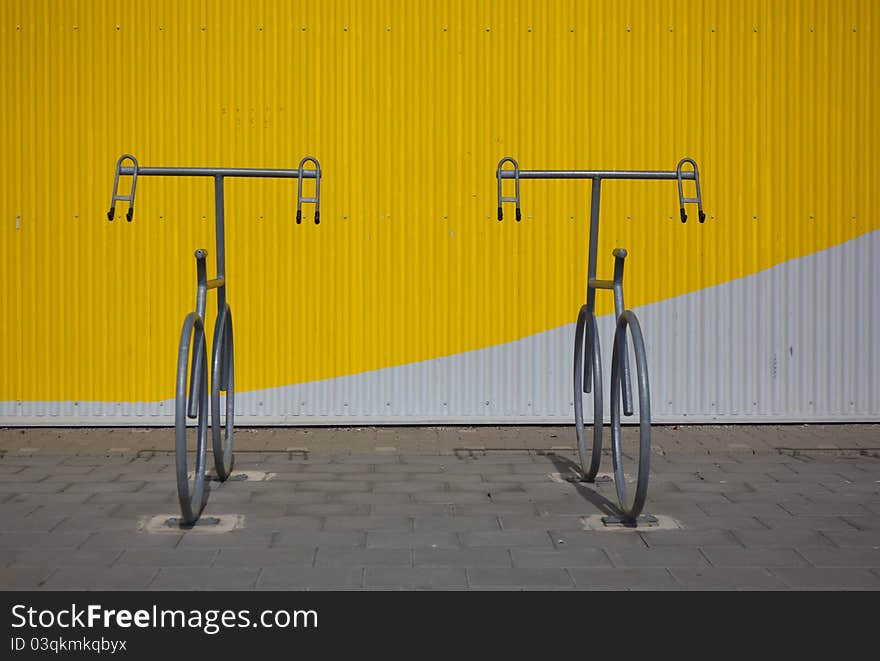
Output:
[{"xmin": 1, "ymin": 0, "xmax": 877, "ymax": 406}]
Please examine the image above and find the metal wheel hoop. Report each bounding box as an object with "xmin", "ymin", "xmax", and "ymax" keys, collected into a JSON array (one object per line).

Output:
[
  {"xmin": 211, "ymin": 305, "xmax": 235, "ymax": 481},
  {"xmin": 573, "ymin": 305, "xmax": 603, "ymax": 481},
  {"xmin": 175, "ymin": 313, "xmax": 209, "ymax": 526},
  {"xmin": 609, "ymin": 310, "xmax": 651, "ymax": 521}
]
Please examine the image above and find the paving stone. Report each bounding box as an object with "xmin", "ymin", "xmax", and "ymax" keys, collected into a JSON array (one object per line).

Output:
[
  {"xmin": 488, "ymin": 492, "xmax": 552, "ymax": 504},
  {"xmin": 366, "ymin": 532, "xmax": 460, "ymax": 549},
  {"xmin": 151, "ymin": 567, "xmax": 260, "ymax": 589},
  {"xmin": 550, "ymin": 530, "xmax": 648, "ymax": 549},
  {"xmin": 413, "ymin": 516, "xmax": 500, "ymax": 532},
  {"xmin": 251, "ymin": 492, "xmax": 327, "ymax": 504},
  {"xmin": 213, "ymin": 548, "xmax": 316, "ymax": 567},
  {"xmin": 413, "ymin": 548, "xmax": 512, "ymax": 568},
  {"xmin": 756, "ymin": 516, "xmax": 858, "ymax": 531},
  {"xmin": 0, "ymin": 567, "xmax": 54, "ymax": 588},
  {"xmin": 315, "ymin": 548, "xmax": 411, "ymax": 567},
  {"xmin": 258, "ymin": 567, "xmax": 363, "ymax": 589},
  {"xmin": 841, "ymin": 516, "xmax": 880, "ymax": 531},
  {"xmin": 239, "ymin": 516, "xmax": 324, "ymax": 531},
  {"xmin": 418, "ymin": 473, "xmax": 484, "ymax": 483},
  {"xmin": 88, "ymin": 493, "xmax": 176, "ymax": 505},
  {"xmin": 675, "ymin": 481, "xmax": 755, "ymax": 494},
  {"xmin": 731, "ymin": 529, "xmax": 834, "ymax": 548},
  {"xmin": 439, "ymin": 463, "xmax": 512, "ymax": 475},
  {"xmin": 511, "ymin": 548, "xmax": 611, "ymax": 568},
  {"xmin": 370, "ymin": 503, "xmax": 456, "ymax": 516},
  {"xmin": 821, "ymin": 530, "xmax": 880, "ymax": 547},
  {"xmin": 372, "ymin": 481, "xmax": 447, "ymax": 494},
  {"xmin": 451, "ymin": 481, "xmax": 526, "ymax": 493},
  {"xmin": 176, "ymin": 530, "xmax": 274, "ymax": 549},
  {"xmin": 364, "ymin": 567, "xmax": 467, "ymax": 589},
  {"xmin": 373, "ymin": 464, "xmax": 445, "ymax": 474},
  {"xmin": 2, "ymin": 425, "xmax": 880, "ymax": 590},
  {"xmin": 670, "ymin": 568, "xmax": 787, "ymax": 589},
  {"xmin": 295, "ymin": 481, "xmax": 373, "ymax": 492},
  {"xmin": 720, "ymin": 492, "xmax": 811, "ymax": 505},
  {"xmin": 467, "ymin": 568, "xmax": 574, "ymax": 589},
  {"xmin": 44, "ymin": 567, "xmax": 159, "ymax": 589},
  {"xmin": 700, "ymin": 546, "xmax": 809, "ymax": 568},
  {"xmin": 640, "ymin": 530, "xmax": 740, "ymax": 547},
  {"xmin": 80, "ymin": 531, "xmax": 184, "ymax": 549},
  {"xmin": 7, "ymin": 549, "xmax": 123, "ymax": 568},
  {"xmin": 796, "ymin": 547, "xmax": 880, "ymax": 567},
  {"xmin": 567, "ymin": 568, "xmax": 674, "ymax": 590},
  {"xmin": 0, "ymin": 531, "xmax": 91, "ymax": 549},
  {"xmin": 332, "ymin": 493, "xmax": 412, "ymax": 505},
  {"xmin": 264, "ymin": 472, "xmax": 339, "ymax": 482},
  {"xmin": 499, "ymin": 515, "xmax": 586, "ymax": 531},
  {"xmin": 0, "ymin": 504, "xmax": 41, "ymax": 517},
  {"xmin": 606, "ymin": 547, "xmax": 709, "ymax": 568},
  {"xmin": 273, "ymin": 531, "xmax": 365, "ymax": 548},
  {"xmin": 697, "ymin": 503, "xmax": 791, "ymax": 517},
  {"xmin": 116, "ymin": 548, "xmax": 214, "ymax": 566},
  {"xmin": 0, "ymin": 482, "xmax": 69, "ymax": 494},
  {"xmin": 0, "ymin": 515, "xmax": 67, "ymax": 532},
  {"xmin": 1, "ymin": 472, "xmax": 52, "ymax": 482},
  {"xmin": 323, "ymin": 515, "xmax": 412, "ymax": 531},
  {"xmin": 287, "ymin": 503, "xmax": 371, "ymax": 516},
  {"xmin": 770, "ymin": 568, "xmax": 880, "ymax": 589},
  {"xmin": 780, "ymin": 502, "xmax": 872, "ymax": 517},
  {"xmin": 412, "ymin": 492, "xmax": 493, "ymax": 505},
  {"xmin": 65, "ymin": 482, "xmax": 146, "ymax": 493},
  {"xmin": 455, "ymin": 503, "xmax": 540, "ymax": 516},
  {"xmin": 461, "ymin": 530, "xmax": 553, "ymax": 548}
]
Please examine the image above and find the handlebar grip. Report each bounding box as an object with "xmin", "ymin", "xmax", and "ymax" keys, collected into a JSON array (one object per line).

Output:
[
  {"xmin": 107, "ymin": 208, "xmax": 115, "ymax": 221},
  {"xmin": 296, "ymin": 210, "xmax": 302, "ymax": 225},
  {"xmin": 314, "ymin": 211, "xmax": 320, "ymax": 225},
  {"xmin": 497, "ymin": 206, "xmax": 503, "ymax": 221},
  {"xmin": 699, "ymin": 211, "xmax": 706, "ymax": 223},
  {"xmin": 126, "ymin": 207, "xmax": 134, "ymax": 222},
  {"xmin": 515, "ymin": 208, "xmax": 522, "ymax": 222},
  {"xmin": 680, "ymin": 207, "xmax": 687, "ymax": 223}
]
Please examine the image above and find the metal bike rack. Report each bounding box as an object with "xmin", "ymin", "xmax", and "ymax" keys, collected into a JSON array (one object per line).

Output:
[
  {"xmin": 497, "ymin": 157, "xmax": 707, "ymax": 524},
  {"xmin": 108, "ymin": 154, "xmax": 322, "ymax": 525}
]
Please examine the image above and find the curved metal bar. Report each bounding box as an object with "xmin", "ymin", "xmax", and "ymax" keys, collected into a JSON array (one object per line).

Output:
[
  {"xmin": 175, "ymin": 312, "xmax": 209, "ymax": 526},
  {"xmin": 211, "ymin": 305, "xmax": 235, "ymax": 481},
  {"xmin": 611, "ymin": 249, "xmax": 633, "ymax": 415},
  {"xmin": 573, "ymin": 304, "xmax": 603, "ymax": 481},
  {"xmin": 107, "ymin": 154, "xmax": 139, "ymax": 221},
  {"xmin": 297, "ymin": 156, "xmax": 322, "ymax": 224},
  {"xmin": 676, "ymin": 157, "xmax": 706, "ymax": 223},
  {"xmin": 609, "ymin": 310, "xmax": 652, "ymax": 522},
  {"xmin": 496, "ymin": 157, "xmax": 521, "ymax": 221}
]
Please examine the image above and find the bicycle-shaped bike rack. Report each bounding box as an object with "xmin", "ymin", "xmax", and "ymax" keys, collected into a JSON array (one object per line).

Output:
[
  {"xmin": 497, "ymin": 157, "xmax": 706, "ymax": 524},
  {"xmin": 108, "ymin": 154, "xmax": 322, "ymax": 525}
]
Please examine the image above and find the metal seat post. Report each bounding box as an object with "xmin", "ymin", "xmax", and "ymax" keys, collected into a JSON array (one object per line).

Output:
[
  {"xmin": 187, "ymin": 249, "xmax": 225, "ymax": 419},
  {"xmin": 296, "ymin": 156, "xmax": 322, "ymax": 224},
  {"xmin": 107, "ymin": 154, "xmax": 139, "ymax": 221}
]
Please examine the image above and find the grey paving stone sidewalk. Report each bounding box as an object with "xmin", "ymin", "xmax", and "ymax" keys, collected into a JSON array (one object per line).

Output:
[{"xmin": 1, "ymin": 424, "xmax": 879, "ymax": 590}]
